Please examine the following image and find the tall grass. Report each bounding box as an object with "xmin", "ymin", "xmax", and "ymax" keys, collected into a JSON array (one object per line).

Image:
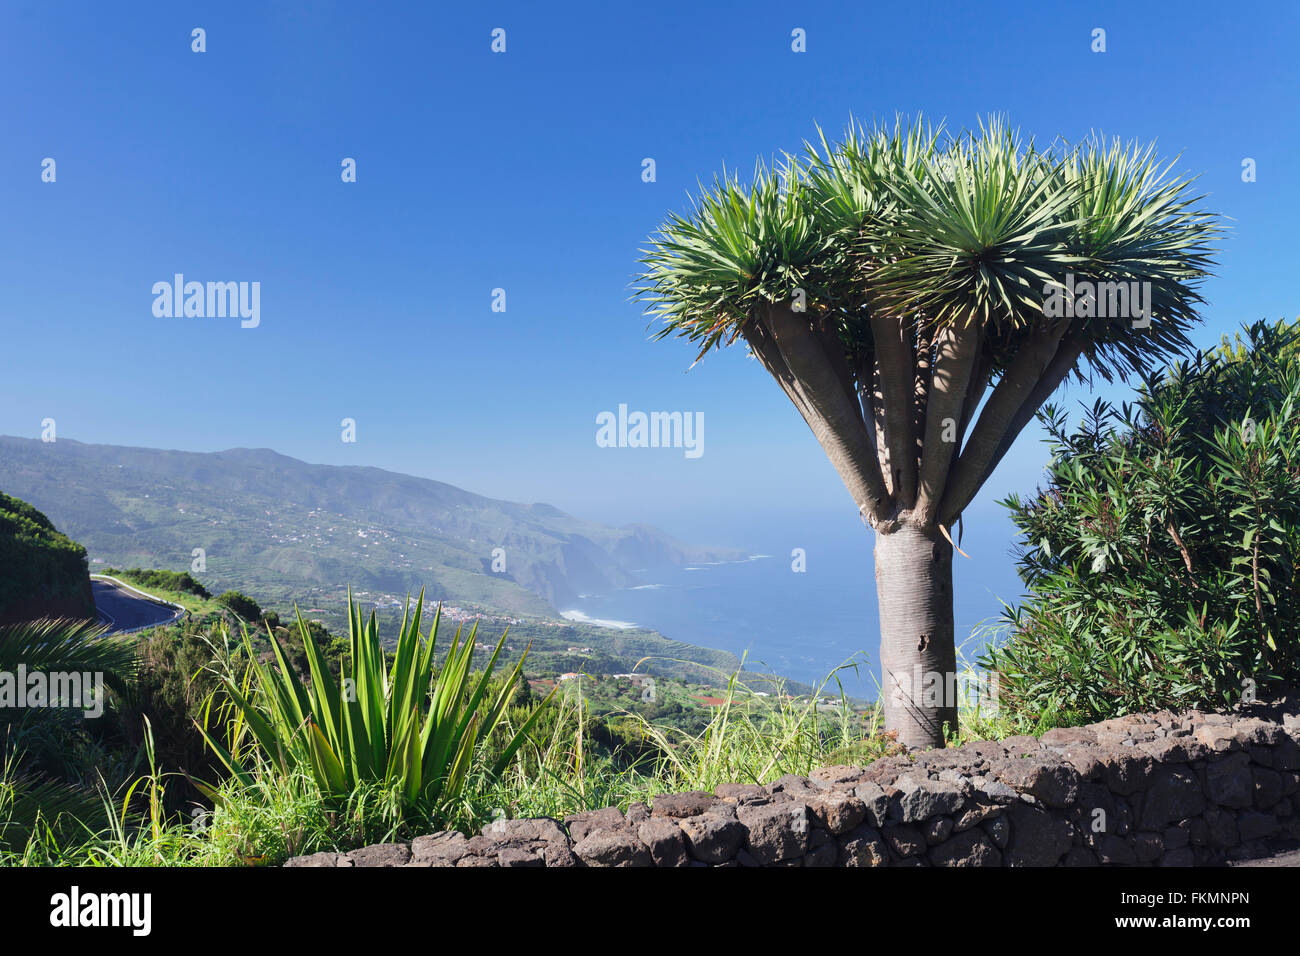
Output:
[
  {"xmin": 476, "ymin": 651, "xmax": 1014, "ymax": 819},
  {"xmin": 629, "ymin": 657, "xmax": 886, "ymax": 792},
  {"xmin": 2, "ymin": 626, "xmax": 1029, "ymax": 865}
]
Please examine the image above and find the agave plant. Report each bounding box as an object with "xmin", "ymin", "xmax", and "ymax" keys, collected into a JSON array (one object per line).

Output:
[{"xmin": 201, "ymin": 592, "xmax": 553, "ymax": 820}]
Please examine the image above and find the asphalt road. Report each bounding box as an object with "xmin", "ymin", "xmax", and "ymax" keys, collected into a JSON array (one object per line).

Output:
[{"xmin": 91, "ymin": 578, "xmax": 185, "ymax": 634}]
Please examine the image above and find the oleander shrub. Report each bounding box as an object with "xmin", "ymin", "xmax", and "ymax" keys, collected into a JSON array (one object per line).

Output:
[{"xmin": 984, "ymin": 319, "xmax": 1300, "ymax": 722}]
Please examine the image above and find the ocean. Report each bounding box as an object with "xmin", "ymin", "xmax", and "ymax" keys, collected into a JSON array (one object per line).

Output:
[{"xmin": 560, "ymin": 508, "xmax": 1027, "ymax": 700}]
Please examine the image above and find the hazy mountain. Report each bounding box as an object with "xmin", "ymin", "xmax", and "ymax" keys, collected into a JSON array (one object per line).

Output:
[{"xmin": 0, "ymin": 436, "xmax": 746, "ymax": 617}]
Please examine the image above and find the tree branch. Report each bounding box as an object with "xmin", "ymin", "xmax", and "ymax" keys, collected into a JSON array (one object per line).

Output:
[
  {"xmin": 938, "ymin": 319, "xmax": 1072, "ymax": 525},
  {"xmin": 975, "ymin": 332, "xmax": 1089, "ymax": 491},
  {"xmin": 812, "ymin": 312, "xmax": 866, "ymax": 428},
  {"xmin": 869, "ymin": 312, "xmax": 918, "ymax": 510},
  {"xmin": 1167, "ymin": 519, "xmax": 1194, "ymax": 575},
  {"xmin": 853, "ymin": 349, "xmax": 879, "ymax": 461},
  {"xmin": 956, "ymin": 349, "xmax": 993, "ymax": 452},
  {"xmin": 914, "ymin": 323, "xmax": 983, "ymax": 527},
  {"xmin": 747, "ymin": 304, "xmax": 893, "ymax": 523},
  {"xmin": 913, "ymin": 325, "xmax": 933, "ymax": 461},
  {"xmin": 869, "ymin": 357, "xmax": 893, "ymax": 495}
]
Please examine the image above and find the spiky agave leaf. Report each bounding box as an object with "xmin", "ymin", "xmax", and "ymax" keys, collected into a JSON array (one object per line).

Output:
[{"xmin": 203, "ymin": 592, "xmax": 557, "ymax": 822}]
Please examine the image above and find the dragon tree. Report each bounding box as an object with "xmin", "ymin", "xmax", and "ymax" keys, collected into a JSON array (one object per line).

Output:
[{"xmin": 638, "ymin": 117, "xmax": 1219, "ymax": 748}]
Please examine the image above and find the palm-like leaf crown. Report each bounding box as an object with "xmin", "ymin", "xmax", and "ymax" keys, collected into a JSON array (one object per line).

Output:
[
  {"xmin": 639, "ymin": 160, "xmax": 830, "ymax": 362},
  {"xmin": 638, "ymin": 115, "xmax": 1220, "ymax": 381},
  {"xmin": 637, "ymin": 115, "xmax": 1221, "ymax": 531},
  {"xmin": 1059, "ymin": 136, "xmax": 1221, "ymax": 384}
]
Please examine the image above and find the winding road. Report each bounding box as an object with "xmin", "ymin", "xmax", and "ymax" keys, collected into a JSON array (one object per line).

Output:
[{"xmin": 90, "ymin": 575, "xmax": 187, "ymax": 635}]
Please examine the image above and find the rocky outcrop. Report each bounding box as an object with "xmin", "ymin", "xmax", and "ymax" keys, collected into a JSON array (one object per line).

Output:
[{"xmin": 285, "ymin": 698, "xmax": 1300, "ymax": 868}]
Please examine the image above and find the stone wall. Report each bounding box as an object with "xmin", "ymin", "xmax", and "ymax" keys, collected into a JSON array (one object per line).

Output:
[{"xmin": 285, "ymin": 698, "xmax": 1300, "ymax": 867}]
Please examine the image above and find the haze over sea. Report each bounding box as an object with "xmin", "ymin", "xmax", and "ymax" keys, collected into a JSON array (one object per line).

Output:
[{"xmin": 560, "ymin": 505, "xmax": 1027, "ymax": 701}]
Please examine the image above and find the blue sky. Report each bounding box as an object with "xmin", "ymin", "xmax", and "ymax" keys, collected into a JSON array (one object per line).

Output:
[{"xmin": 1, "ymin": 0, "xmax": 1296, "ymax": 557}]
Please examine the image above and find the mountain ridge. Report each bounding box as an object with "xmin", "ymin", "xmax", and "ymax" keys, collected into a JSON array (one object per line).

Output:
[{"xmin": 0, "ymin": 435, "xmax": 747, "ymax": 618}]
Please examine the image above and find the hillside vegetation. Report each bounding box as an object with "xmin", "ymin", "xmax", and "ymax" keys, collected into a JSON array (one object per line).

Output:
[
  {"xmin": 1, "ymin": 586, "xmax": 891, "ymax": 866},
  {"xmin": 101, "ymin": 566, "xmax": 809, "ymax": 691},
  {"xmin": 0, "ymin": 440, "xmax": 745, "ymax": 621},
  {"xmin": 0, "ymin": 491, "xmax": 94, "ymax": 624}
]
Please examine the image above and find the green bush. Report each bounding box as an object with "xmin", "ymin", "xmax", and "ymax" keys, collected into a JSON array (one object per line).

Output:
[
  {"xmin": 129, "ymin": 623, "xmax": 228, "ymax": 789},
  {"xmin": 984, "ymin": 319, "xmax": 1300, "ymax": 723},
  {"xmin": 0, "ymin": 492, "xmax": 93, "ymax": 621},
  {"xmin": 0, "ymin": 618, "xmax": 139, "ymax": 853},
  {"xmin": 215, "ymin": 590, "xmax": 262, "ymax": 622},
  {"xmin": 109, "ymin": 568, "xmax": 211, "ymax": 600}
]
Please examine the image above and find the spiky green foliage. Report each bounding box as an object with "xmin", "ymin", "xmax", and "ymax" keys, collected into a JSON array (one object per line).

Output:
[
  {"xmin": 640, "ymin": 161, "xmax": 832, "ymax": 362},
  {"xmin": 1058, "ymin": 137, "xmax": 1221, "ymax": 384},
  {"xmin": 0, "ymin": 618, "xmax": 136, "ymax": 692},
  {"xmin": 0, "ymin": 619, "xmax": 136, "ymax": 853},
  {"xmin": 862, "ymin": 119, "xmax": 1071, "ymax": 330},
  {"xmin": 0, "ymin": 754, "xmax": 109, "ymax": 854},
  {"xmin": 0, "ymin": 618, "xmax": 137, "ymax": 777},
  {"xmin": 637, "ymin": 114, "xmax": 1221, "ymax": 520},
  {"xmin": 201, "ymin": 591, "xmax": 556, "ymax": 822},
  {"xmin": 639, "ymin": 115, "xmax": 1218, "ymax": 383}
]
